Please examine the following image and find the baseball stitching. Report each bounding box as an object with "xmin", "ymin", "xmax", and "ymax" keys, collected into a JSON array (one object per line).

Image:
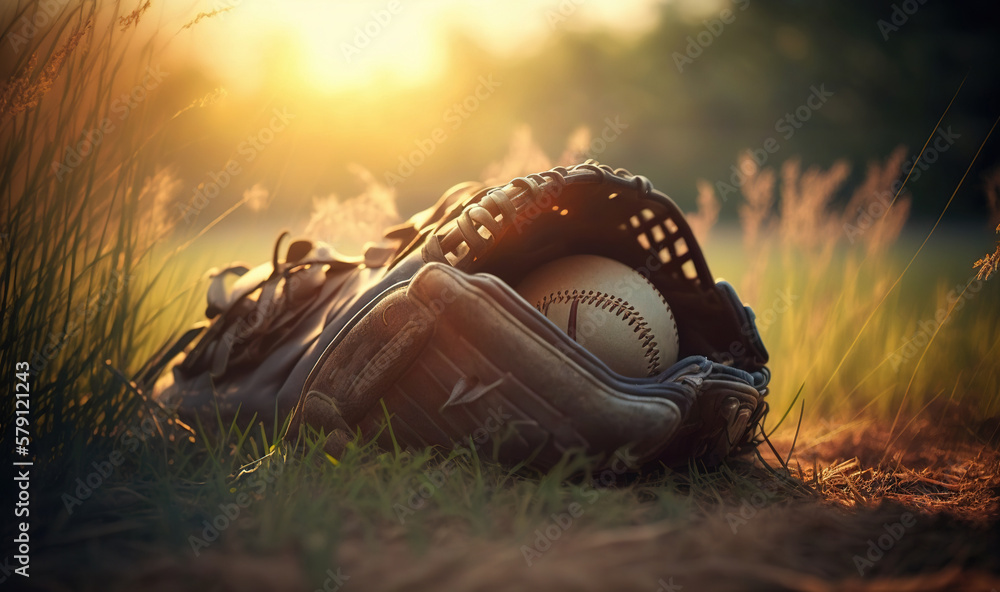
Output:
[{"xmin": 535, "ymin": 290, "xmax": 675, "ymax": 376}]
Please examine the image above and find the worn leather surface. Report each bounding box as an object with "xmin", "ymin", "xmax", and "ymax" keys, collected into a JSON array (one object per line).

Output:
[{"xmin": 140, "ymin": 161, "xmax": 770, "ymax": 469}]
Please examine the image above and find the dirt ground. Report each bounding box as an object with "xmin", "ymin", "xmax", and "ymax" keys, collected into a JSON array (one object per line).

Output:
[{"xmin": 21, "ymin": 400, "xmax": 998, "ymax": 592}]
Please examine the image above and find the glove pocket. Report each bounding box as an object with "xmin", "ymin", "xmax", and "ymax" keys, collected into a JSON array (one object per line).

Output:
[{"xmin": 375, "ymin": 263, "xmax": 692, "ymax": 471}]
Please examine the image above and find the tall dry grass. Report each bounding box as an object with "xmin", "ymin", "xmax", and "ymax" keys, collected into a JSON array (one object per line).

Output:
[
  {"xmin": 976, "ymin": 225, "xmax": 1000, "ymax": 280},
  {"xmin": 974, "ymin": 168, "xmax": 1000, "ymax": 280},
  {"xmin": 483, "ymin": 129, "xmax": 999, "ymax": 425},
  {"xmin": 713, "ymin": 149, "xmax": 996, "ymax": 423},
  {"xmin": 0, "ymin": 0, "xmax": 229, "ymax": 468},
  {"xmin": 0, "ymin": 6, "xmax": 996, "ymax": 589}
]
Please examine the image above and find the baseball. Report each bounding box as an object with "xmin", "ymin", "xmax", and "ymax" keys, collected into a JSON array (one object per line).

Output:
[{"xmin": 515, "ymin": 254, "xmax": 680, "ymax": 377}]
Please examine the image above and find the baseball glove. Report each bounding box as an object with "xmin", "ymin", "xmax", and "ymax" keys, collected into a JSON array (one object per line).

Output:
[{"xmin": 137, "ymin": 161, "xmax": 770, "ymax": 470}]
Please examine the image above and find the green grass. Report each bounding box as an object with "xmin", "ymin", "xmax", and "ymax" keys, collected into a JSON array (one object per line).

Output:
[
  {"xmin": 34, "ymin": 409, "xmax": 808, "ymax": 588},
  {"xmin": 748, "ymin": 235, "xmax": 1000, "ymax": 421},
  {"xmin": 2, "ymin": 2, "xmax": 998, "ymax": 589}
]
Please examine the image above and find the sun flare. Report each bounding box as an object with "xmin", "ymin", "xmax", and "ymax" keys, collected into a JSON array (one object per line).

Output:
[{"xmin": 173, "ymin": 0, "xmax": 661, "ymax": 95}]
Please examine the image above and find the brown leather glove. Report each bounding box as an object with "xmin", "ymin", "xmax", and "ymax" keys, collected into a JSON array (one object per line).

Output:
[{"xmin": 139, "ymin": 162, "xmax": 770, "ymax": 470}]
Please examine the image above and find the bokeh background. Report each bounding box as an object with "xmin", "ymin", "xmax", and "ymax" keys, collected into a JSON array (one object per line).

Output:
[
  {"xmin": 8, "ymin": 0, "xmax": 1000, "ymax": 244},
  {"xmin": 2, "ymin": 0, "xmax": 999, "ymax": 425},
  {"xmin": 3, "ymin": 2, "xmax": 1000, "ymax": 589}
]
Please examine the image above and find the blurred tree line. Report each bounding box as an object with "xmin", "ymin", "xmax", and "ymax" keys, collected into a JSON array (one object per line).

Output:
[{"xmin": 148, "ymin": 0, "xmax": 999, "ymax": 234}]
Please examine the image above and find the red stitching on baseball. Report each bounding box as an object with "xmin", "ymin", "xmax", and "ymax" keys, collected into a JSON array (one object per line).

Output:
[{"xmin": 536, "ymin": 289, "xmax": 669, "ymax": 376}]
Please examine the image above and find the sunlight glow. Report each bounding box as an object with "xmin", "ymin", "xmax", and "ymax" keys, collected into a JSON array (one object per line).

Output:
[{"xmin": 174, "ymin": 0, "xmax": 664, "ymax": 95}]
